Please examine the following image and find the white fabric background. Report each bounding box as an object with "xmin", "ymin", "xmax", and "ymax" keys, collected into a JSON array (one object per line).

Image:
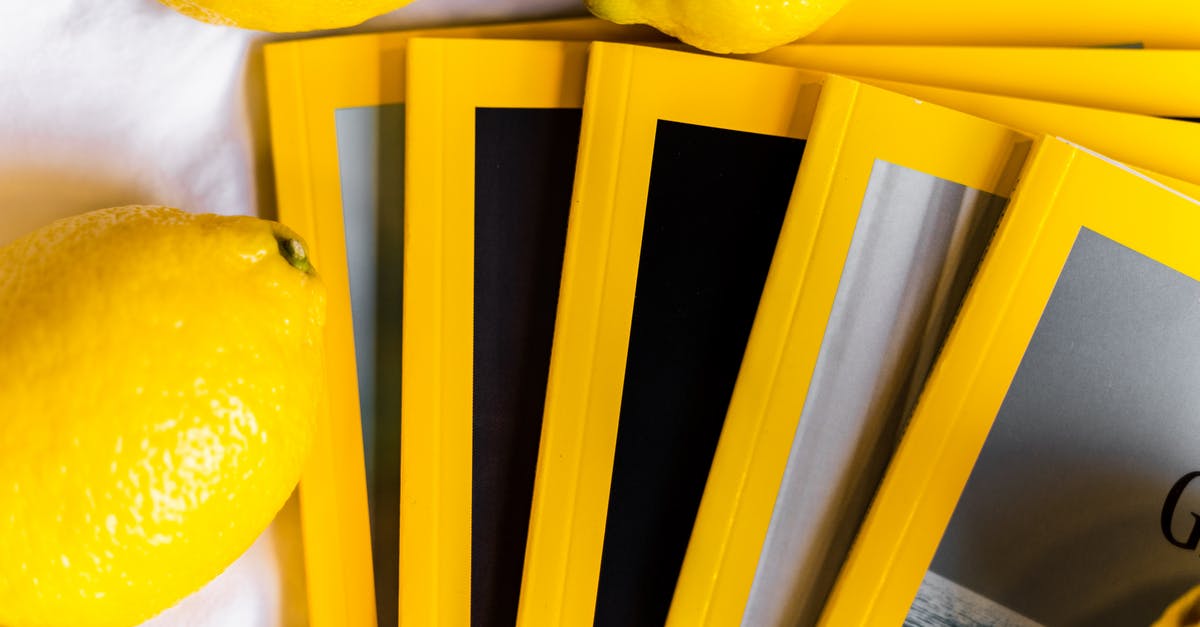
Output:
[{"xmin": 0, "ymin": 0, "xmax": 582, "ymax": 625}]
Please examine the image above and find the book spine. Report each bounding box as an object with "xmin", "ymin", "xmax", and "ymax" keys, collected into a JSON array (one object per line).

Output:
[
  {"xmin": 401, "ymin": 36, "xmax": 451, "ymax": 627},
  {"xmin": 516, "ymin": 40, "xmax": 638, "ymax": 627},
  {"xmin": 265, "ymin": 40, "xmax": 380, "ymax": 627}
]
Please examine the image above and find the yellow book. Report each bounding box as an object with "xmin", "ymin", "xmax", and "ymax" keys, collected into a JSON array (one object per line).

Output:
[
  {"xmin": 856, "ymin": 79, "xmax": 1200, "ymax": 188},
  {"xmin": 822, "ymin": 138, "xmax": 1200, "ymax": 626},
  {"xmin": 801, "ymin": 0, "xmax": 1199, "ymax": 47},
  {"xmin": 750, "ymin": 45, "xmax": 1200, "ymax": 118},
  {"xmin": 401, "ymin": 37, "xmax": 592, "ymax": 627},
  {"xmin": 262, "ymin": 18, "xmax": 659, "ymax": 627},
  {"xmin": 668, "ymin": 75, "xmax": 1031, "ymax": 627},
  {"xmin": 517, "ymin": 42, "xmax": 821, "ymax": 627}
]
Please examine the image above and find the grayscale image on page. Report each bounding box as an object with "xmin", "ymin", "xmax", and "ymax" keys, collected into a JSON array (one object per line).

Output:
[
  {"xmin": 335, "ymin": 103, "xmax": 405, "ymax": 483},
  {"xmin": 909, "ymin": 228, "xmax": 1200, "ymax": 626},
  {"xmin": 335, "ymin": 104, "xmax": 405, "ymax": 625},
  {"xmin": 743, "ymin": 160, "xmax": 1008, "ymax": 627}
]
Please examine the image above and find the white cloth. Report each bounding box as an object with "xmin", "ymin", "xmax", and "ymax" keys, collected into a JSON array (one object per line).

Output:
[{"xmin": 0, "ymin": 0, "xmax": 581, "ymax": 624}]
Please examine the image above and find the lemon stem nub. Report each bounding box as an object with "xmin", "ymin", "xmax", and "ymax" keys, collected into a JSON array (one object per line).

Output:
[{"xmin": 276, "ymin": 236, "xmax": 313, "ymax": 274}]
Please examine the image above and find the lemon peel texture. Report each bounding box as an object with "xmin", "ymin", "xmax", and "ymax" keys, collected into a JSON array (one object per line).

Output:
[
  {"xmin": 0, "ymin": 206, "xmax": 325, "ymax": 627},
  {"xmin": 159, "ymin": 0, "xmax": 415, "ymax": 32}
]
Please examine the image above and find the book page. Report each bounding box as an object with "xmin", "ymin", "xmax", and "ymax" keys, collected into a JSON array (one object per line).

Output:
[
  {"xmin": 334, "ymin": 104, "xmax": 405, "ymax": 623},
  {"xmin": 912, "ymin": 227, "xmax": 1200, "ymax": 625},
  {"xmin": 746, "ymin": 160, "xmax": 1006, "ymax": 627},
  {"xmin": 472, "ymin": 106, "xmax": 582, "ymax": 627},
  {"xmin": 596, "ymin": 120, "xmax": 805, "ymax": 627}
]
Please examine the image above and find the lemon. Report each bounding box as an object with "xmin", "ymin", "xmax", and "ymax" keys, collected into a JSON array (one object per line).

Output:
[
  {"xmin": 159, "ymin": 0, "xmax": 416, "ymax": 32},
  {"xmin": 0, "ymin": 206, "xmax": 325, "ymax": 627},
  {"xmin": 1154, "ymin": 584, "xmax": 1200, "ymax": 627},
  {"xmin": 587, "ymin": 0, "xmax": 851, "ymax": 53}
]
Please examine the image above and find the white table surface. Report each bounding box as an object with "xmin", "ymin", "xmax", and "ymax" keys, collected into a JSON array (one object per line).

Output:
[{"xmin": 0, "ymin": 0, "xmax": 582, "ymax": 625}]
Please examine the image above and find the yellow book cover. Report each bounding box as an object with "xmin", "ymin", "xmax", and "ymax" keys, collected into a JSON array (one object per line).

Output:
[
  {"xmin": 669, "ymin": 75, "xmax": 1031, "ymax": 627},
  {"xmin": 801, "ymin": 0, "xmax": 1199, "ymax": 47},
  {"xmin": 857, "ymin": 79, "xmax": 1200, "ymax": 188},
  {"xmin": 822, "ymin": 138, "xmax": 1200, "ymax": 626},
  {"xmin": 401, "ymin": 36, "xmax": 591, "ymax": 627},
  {"xmin": 750, "ymin": 45, "xmax": 1200, "ymax": 118},
  {"xmin": 517, "ymin": 42, "xmax": 822, "ymax": 627},
  {"xmin": 262, "ymin": 18, "xmax": 660, "ymax": 627}
]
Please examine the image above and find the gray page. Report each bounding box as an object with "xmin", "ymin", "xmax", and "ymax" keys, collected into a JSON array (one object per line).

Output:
[
  {"xmin": 333, "ymin": 104, "xmax": 404, "ymax": 624},
  {"xmin": 911, "ymin": 228, "xmax": 1200, "ymax": 626},
  {"xmin": 743, "ymin": 160, "xmax": 1007, "ymax": 627}
]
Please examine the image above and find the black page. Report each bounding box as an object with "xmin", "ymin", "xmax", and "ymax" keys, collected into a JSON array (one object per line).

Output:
[
  {"xmin": 472, "ymin": 106, "xmax": 582, "ymax": 627},
  {"xmin": 594, "ymin": 120, "xmax": 807, "ymax": 626}
]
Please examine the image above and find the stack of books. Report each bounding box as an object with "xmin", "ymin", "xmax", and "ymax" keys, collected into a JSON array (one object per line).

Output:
[{"xmin": 262, "ymin": 10, "xmax": 1200, "ymax": 627}]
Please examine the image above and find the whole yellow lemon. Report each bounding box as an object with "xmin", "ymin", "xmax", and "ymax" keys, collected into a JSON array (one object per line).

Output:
[
  {"xmin": 588, "ymin": 0, "xmax": 851, "ymax": 53},
  {"xmin": 159, "ymin": 0, "xmax": 415, "ymax": 32},
  {"xmin": 0, "ymin": 206, "xmax": 325, "ymax": 627}
]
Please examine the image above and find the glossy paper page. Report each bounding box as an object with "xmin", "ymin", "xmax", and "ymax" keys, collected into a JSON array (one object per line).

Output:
[
  {"xmin": 594, "ymin": 121, "xmax": 804, "ymax": 627},
  {"xmin": 912, "ymin": 228, "xmax": 1200, "ymax": 625},
  {"xmin": 472, "ymin": 106, "xmax": 582, "ymax": 627},
  {"xmin": 745, "ymin": 161, "xmax": 1006, "ymax": 627},
  {"xmin": 333, "ymin": 104, "xmax": 405, "ymax": 624}
]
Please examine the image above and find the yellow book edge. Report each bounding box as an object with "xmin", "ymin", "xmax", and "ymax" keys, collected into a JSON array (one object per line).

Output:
[
  {"xmin": 750, "ymin": 45, "xmax": 1200, "ymax": 118},
  {"xmin": 401, "ymin": 36, "xmax": 590, "ymax": 627},
  {"xmin": 801, "ymin": 0, "xmax": 1200, "ymax": 47},
  {"xmin": 264, "ymin": 41, "xmax": 378, "ymax": 627},
  {"xmin": 855, "ymin": 77, "xmax": 1200, "ymax": 190}
]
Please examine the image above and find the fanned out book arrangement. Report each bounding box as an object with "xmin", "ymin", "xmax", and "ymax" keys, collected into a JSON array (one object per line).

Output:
[{"xmin": 262, "ymin": 9, "xmax": 1200, "ymax": 627}]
